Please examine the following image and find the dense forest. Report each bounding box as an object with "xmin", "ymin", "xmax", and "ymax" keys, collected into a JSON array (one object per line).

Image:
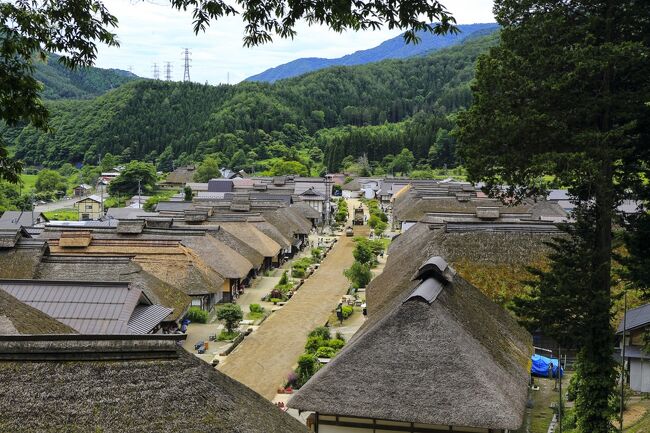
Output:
[
  {"xmin": 4, "ymin": 33, "xmax": 497, "ymax": 173},
  {"xmin": 33, "ymin": 53, "xmax": 138, "ymax": 99}
]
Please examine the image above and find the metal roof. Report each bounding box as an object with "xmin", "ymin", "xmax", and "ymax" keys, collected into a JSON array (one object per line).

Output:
[
  {"xmin": 617, "ymin": 303, "xmax": 650, "ymax": 334},
  {"xmin": 128, "ymin": 304, "xmax": 173, "ymax": 334},
  {"xmin": 0, "ymin": 280, "xmax": 155, "ymax": 334}
]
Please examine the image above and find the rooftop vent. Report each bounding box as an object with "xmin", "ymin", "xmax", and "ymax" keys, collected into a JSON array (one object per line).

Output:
[
  {"xmin": 412, "ymin": 256, "xmax": 456, "ymax": 283},
  {"xmin": 476, "ymin": 206, "xmax": 500, "ymax": 220}
]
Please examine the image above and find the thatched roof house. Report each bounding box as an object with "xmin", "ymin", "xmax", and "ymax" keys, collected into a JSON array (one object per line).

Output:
[
  {"xmin": 289, "ymin": 255, "xmax": 532, "ymax": 432},
  {"xmin": 0, "ymin": 236, "xmax": 46, "ymax": 279},
  {"xmin": 0, "ymin": 334, "xmax": 309, "ymax": 433},
  {"xmin": 369, "ymin": 221, "xmax": 556, "ymax": 312},
  {"xmin": 46, "ymin": 234, "xmax": 225, "ymax": 311}
]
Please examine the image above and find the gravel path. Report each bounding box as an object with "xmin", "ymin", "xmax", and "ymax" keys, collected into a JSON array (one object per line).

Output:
[{"xmin": 218, "ymin": 221, "xmax": 369, "ymax": 399}]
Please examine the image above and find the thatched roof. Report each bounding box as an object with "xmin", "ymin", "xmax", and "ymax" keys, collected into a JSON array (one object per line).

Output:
[
  {"xmin": 182, "ymin": 234, "xmax": 254, "ymax": 279},
  {"xmin": 249, "ymin": 221, "xmax": 292, "ymax": 249},
  {"xmin": 289, "ymin": 254, "xmax": 532, "ymax": 431},
  {"xmin": 369, "ymin": 222, "xmax": 555, "ymax": 312},
  {"xmin": 263, "ymin": 207, "xmax": 312, "ymax": 237},
  {"xmin": 291, "ymin": 202, "xmax": 321, "ymax": 220},
  {"xmin": 0, "ymin": 241, "xmax": 45, "ymax": 279},
  {"xmin": 116, "ymin": 219, "xmax": 146, "ymax": 234},
  {"xmin": 212, "ymin": 222, "xmax": 281, "ymax": 263},
  {"xmin": 342, "ymin": 178, "xmax": 361, "ymax": 191},
  {"xmin": 35, "ymin": 255, "xmax": 190, "ymax": 322},
  {"xmin": 165, "ymin": 165, "xmax": 196, "ymax": 185},
  {"xmin": 0, "ymin": 335, "xmax": 308, "ymax": 433},
  {"xmin": 47, "ymin": 238, "xmax": 224, "ymax": 297},
  {"xmin": 0, "ymin": 290, "xmax": 75, "ymax": 335}
]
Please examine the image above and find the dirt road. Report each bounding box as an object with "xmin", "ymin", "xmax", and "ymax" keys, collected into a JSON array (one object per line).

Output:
[{"xmin": 218, "ymin": 220, "xmax": 369, "ymax": 399}]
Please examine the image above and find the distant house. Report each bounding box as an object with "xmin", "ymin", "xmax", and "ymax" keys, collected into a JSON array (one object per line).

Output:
[
  {"xmin": 289, "ymin": 255, "xmax": 532, "ymax": 433},
  {"xmin": 0, "ymin": 279, "xmax": 172, "ymax": 334},
  {"xmin": 73, "ymin": 195, "xmax": 104, "ymax": 221},
  {"xmin": 72, "ymin": 184, "xmax": 92, "ymax": 197},
  {"xmin": 618, "ymin": 303, "xmax": 650, "ymax": 392},
  {"xmin": 299, "ymin": 187, "xmax": 326, "ymax": 222},
  {"xmin": 164, "ymin": 165, "xmax": 196, "ymax": 186}
]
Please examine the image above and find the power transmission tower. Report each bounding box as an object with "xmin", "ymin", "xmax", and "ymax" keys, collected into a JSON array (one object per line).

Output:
[
  {"xmin": 127, "ymin": 65, "xmax": 133, "ymax": 74},
  {"xmin": 152, "ymin": 62, "xmax": 160, "ymax": 80},
  {"xmin": 164, "ymin": 61, "xmax": 173, "ymax": 81},
  {"xmin": 182, "ymin": 48, "xmax": 191, "ymax": 82}
]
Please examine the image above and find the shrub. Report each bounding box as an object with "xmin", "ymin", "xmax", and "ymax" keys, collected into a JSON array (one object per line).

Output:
[
  {"xmin": 311, "ymin": 248, "xmax": 323, "ymax": 261},
  {"xmin": 335, "ymin": 332, "xmax": 345, "ymax": 341},
  {"xmin": 292, "ymin": 267, "xmax": 306, "ymax": 278},
  {"xmin": 328, "ymin": 338, "xmax": 345, "ymax": 350},
  {"xmin": 309, "ymin": 326, "xmax": 331, "ymax": 340},
  {"xmin": 185, "ymin": 306, "xmax": 208, "ymax": 324},
  {"xmin": 216, "ymin": 303, "xmax": 243, "ymax": 333},
  {"xmin": 297, "ymin": 353, "xmax": 318, "ymax": 381},
  {"xmin": 217, "ymin": 330, "xmax": 240, "ymax": 341},
  {"xmin": 315, "ymin": 346, "xmax": 337, "ymax": 358},
  {"xmin": 270, "ymin": 297, "xmax": 282, "ymax": 305},
  {"xmin": 278, "ymin": 270, "xmax": 289, "ymax": 285},
  {"xmin": 305, "ymin": 336, "xmax": 327, "ymax": 354},
  {"xmin": 249, "ymin": 303, "xmax": 264, "ymax": 314},
  {"xmin": 270, "ymin": 289, "xmax": 283, "ymax": 299},
  {"xmin": 341, "ymin": 305, "xmax": 354, "ymax": 319}
]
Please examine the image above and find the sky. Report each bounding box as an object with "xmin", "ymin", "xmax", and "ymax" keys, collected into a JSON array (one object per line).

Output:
[{"xmin": 94, "ymin": 0, "xmax": 495, "ymax": 84}]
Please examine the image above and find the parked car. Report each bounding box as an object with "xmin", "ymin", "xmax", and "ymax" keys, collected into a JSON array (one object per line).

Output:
[{"xmin": 345, "ymin": 227, "xmax": 353, "ymax": 237}]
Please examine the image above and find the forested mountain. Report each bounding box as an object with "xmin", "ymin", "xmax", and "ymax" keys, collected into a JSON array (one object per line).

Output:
[
  {"xmin": 5, "ymin": 32, "xmax": 498, "ymax": 172},
  {"xmin": 34, "ymin": 53, "xmax": 139, "ymax": 99},
  {"xmin": 245, "ymin": 23, "xmax": 498, "ymax": 82}
]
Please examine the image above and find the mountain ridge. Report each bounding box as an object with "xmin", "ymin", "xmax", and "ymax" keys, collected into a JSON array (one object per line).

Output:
[{"xmin": 245, "ymin": 23, "xmax": 498, "ymax": 82}]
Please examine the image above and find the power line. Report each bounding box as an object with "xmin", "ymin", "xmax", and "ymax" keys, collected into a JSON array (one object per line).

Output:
[
  {"xmin": 152, "ymin": 62, "xmax": 160, "ymax": 80},
  {"xmin": 182, "ymin": 48, "xmax": 191, "ymax": 82},
  {"xmin": 164, "ymin": 61, "xmax": 173, "ymax": 81}
]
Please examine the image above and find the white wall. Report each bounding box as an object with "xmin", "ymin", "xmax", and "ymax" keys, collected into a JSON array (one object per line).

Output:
[{"xmin": 630, "ymin": 358, "xmax": 650, "ymax": 392}]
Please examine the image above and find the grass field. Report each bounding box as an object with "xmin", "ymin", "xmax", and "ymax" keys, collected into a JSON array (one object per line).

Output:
[
  {"xmin": 18, "ymin": 174, "xmax": 38, "ymax": 192},
  {"xmin": 43, "ymin": 208, "xmax": 78, "ymax": 221}
]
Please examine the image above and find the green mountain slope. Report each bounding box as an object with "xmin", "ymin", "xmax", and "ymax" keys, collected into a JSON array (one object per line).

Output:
[
  {"xmin": 8, "ymin": 33, "xmax": 497, "ymax": 170},
  {"xmin": 34, "ymin": 53, "xmax": 139, "ymax": 99}
]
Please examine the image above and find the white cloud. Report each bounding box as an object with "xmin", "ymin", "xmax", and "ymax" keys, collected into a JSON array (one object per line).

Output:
[{"xmin": 95, "ymin": 0, "xmax": 495, "ymax": 84}]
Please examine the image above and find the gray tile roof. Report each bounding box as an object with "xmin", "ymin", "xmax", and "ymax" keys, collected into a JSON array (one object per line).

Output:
[{"xmin": 0, "ymin": 280, "xmax": 160, "ymax": 334}]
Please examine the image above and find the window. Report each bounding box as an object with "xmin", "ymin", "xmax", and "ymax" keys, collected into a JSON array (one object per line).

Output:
[
  {"xmin": 86, "ymin": 204, "xmax": 94, "ymax": 210},
  {"xmin": 81, "ymin": 213, "xmax": 90, "ymax": 220}
]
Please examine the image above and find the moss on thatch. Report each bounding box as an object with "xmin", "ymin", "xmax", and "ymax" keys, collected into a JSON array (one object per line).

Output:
[
  {"xmin": 0, "ymin": 346, "xmax": 307, "ymax": 433},
  {"xmin": 0, "ymin": 290, "xmax": 75, "ymax": 335}
]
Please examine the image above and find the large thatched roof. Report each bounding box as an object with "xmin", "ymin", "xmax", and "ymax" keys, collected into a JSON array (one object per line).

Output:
[
  {"xmin": 291, "ymin": 202, "xmax": 321, "ymax": 220},
  {"xmin": 0, "ymin": 290, "xmax": 75, "ymax": 335},
  {"xmin": 218, "ymin": 222, "xmax": 281, "ymax": 258},
  {"xmin": 263, "ymin": 207, "xmax": 312, "ymax": 236},
  {"xmin": 369, "ymin": 222, "xmax": 556, "ymax": 312},
  {"xmin": 0, "ymin": 239, "xmax": 46, "ymax": 279},
  {"xmin": 0, "ymin": 335, "xmax": 308, "ymax": 433},
  {"xmin": 35, "ymin": 255, "xmax": 190, "ymax": 321},
  {"xmin": 289, "ymin": 255, "xmax": 532, "ymax": 431},
  {"xmin": 46, "ymin": 236, "xmax": 224, "ymax": 297},
  {"xmin": 181, "ymin": 234, "xmax": 254, "ymax": 279}
]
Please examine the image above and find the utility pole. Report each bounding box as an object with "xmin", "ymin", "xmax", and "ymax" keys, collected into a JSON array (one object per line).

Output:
[
  {"xmin": 182, "ymin": 48, "xmax": 191, "ymax": 82},
  {"xmin": 152, "ymin": 62, "xmax": 160, "ymax": 80},
  {"xmin": 621, "ymin": 290, "xmax": 628, "ymax": 432},
  {"xmin": 164, "ymin": 61, "xmax": 173, "ymax": 81},
  {"xmin": 137, "ymin": 178, "xmax": 142, "ymax": 209}
]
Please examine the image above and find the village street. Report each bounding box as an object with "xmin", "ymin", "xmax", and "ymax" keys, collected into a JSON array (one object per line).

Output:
[{"xmin": 218, "ymin": 202, "xmax": 369, "ymax": 400}]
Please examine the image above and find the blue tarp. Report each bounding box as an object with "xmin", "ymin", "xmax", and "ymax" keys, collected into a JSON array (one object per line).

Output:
[{"xmin": 531, "ymin": 354, "xmax": 563, "ymax": 378}]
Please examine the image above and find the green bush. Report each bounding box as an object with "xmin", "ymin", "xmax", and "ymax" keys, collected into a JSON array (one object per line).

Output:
[
  {"xmin": 297, "ymin": 353, "xmax": 318, "ymax": 379},
  {"xmin": 270, "ymin": 297, "xmax": 282, "ymax": 305},
  {"xmin": 185, "ymin": 306, "xmax": 208, "ymax": 324},
  {"xmin": 311, "ymin": 248, "xmax": 323, "ymax": 261},
  {"xmin": 217, "ymin": 330, "xmax": 240, "ymax": 341},
  {"xmin": 249, "ymin": 303, "xmax": 264, "ymax": 313},
  {"xmin": 315, "ymin": 346, "xmax": 337, "ymax": 358},
  {"xmin": 278, "ymin": 270, "xmax": 289, "ymax": 285},
  {"xmin": 309, "ymin": 326, "xmax": 331, "ymax": 340},
  {"xmin": 305, "ymin": 336, "xmax": 327, "ymax": 353},
  {"xmin": 328, "ymin": 338, "xmax": 345, "ymax": 350},
  {"xmin": 341, "ymin": 305, "xmax": 354, "ymax": 319}
]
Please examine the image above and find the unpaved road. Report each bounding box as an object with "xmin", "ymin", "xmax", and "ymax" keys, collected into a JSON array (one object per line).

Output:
[{"xmin": 219, "ymin": 215, "xmax": 369, "ymax": 399}]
